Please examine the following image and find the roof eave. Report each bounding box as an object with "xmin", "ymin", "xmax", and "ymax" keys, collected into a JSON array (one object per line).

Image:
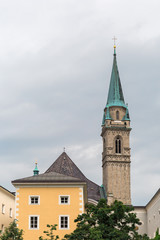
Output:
[{"xmin": 12, "ymin": 181, "xmax": 87, "ymax": 187}]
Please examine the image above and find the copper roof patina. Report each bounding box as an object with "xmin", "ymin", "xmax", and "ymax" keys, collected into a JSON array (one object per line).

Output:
[
  {"xmin": 33, "ymin": 161, "xmax": 39, "ymax": 176},
  {"xmin": 106, "ymin": 46, "xmax": 126, "ymax": 108},
  {"xmin": 102, "ymin": 46, "xmax": 130, "ymax": 125}
]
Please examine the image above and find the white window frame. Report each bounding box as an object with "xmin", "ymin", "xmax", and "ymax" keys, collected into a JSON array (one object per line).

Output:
[
  {"xmin": 29, "ymin": 215, "xmax": 39, "ymax": 230},
  {"xmin": 29, "ymin": 196, "xmax": 40, "ymax": 205},
  {"xmin": 9, "ymin": 208, "xmax": 12, "ymax": 218},
  {"xmin": 59, "ymin": 215, "xmax": 69, "ymax": 230},
  {"xmin": 2, "ymin": 204, "xmax": 5, "ymax": 214},
  {"xmin": 59, "ymin": 195, "xmax": 70, "ymax": 205}
]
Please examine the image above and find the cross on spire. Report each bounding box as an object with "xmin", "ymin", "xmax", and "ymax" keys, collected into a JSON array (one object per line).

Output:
[
  {"xmin": 112, "ymin": 36, "xmax": 117, "ymax": 46},
  {"xmin": 112, "ymin": 36, "xmax": 117, "ymax": 55}
]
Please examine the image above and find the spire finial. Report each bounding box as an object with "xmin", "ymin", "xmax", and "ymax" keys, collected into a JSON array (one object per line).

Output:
[
  {"xmin": 33, "ymin": 160, "xmax": 39, "ymax": 176},
  {"xmin": 112, "ymin": 36, "xmax": 117, "ymax": 55},
  {"xmin": 63, "ymin": 147, "xmax": 65, "ymax": 152}
]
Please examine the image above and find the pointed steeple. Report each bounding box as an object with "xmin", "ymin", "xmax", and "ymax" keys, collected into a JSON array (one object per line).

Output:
[
  {"xmin": 105, "ymin": 107, "xmax": 111, "ymax": 120},
  {"xmin": 33, "ymin": 160, "xmax": 39, "ymax": 176},
  {"xmin": 106, "ymin": 45, "xmax": 126, "ymax": 108},
  {"xmin": 101, "ymin": 43, "xmax": 132, "ymax": 205}
]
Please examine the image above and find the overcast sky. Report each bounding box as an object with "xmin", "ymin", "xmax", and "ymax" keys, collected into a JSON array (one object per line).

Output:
[{"xmin": 0, "ymin": 0, "xmax": 160, "ymax": 206}]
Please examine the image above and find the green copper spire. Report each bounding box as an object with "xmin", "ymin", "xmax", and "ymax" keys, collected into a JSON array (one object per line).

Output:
[
  {"xmin": 123, "ymin": 106, "xmax": 130, "ymax": 120},
  {"xmin": 106, "ymin": 46, "xmax": 126, "ymax": 108},
  {"xmin": 102, "ymin": 113, "xmax": 105, "ymax": 126},
  {"xmin": 33, "ymin": 161, "xmax": 39, "ymax": 176},
  {"xmin": 105, "ymin": 107, "xmax": 111, "ymax": 120},
  {"xmin": 102, "ymin": 107, "xmax": 112, "ymax": 125}
]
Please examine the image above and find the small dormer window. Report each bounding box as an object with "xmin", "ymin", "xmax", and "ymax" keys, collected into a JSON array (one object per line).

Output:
[
  {"xmin": 115, "ymin": 137, "xmax": 121, "ymax": 153},
  {"xmin": 116, "ymin": 111, "xmax": 119, "ymax": 120}
]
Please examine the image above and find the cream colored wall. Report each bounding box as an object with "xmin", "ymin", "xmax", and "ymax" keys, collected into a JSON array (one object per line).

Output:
[
  {"xmin": 134, "ymin": 207, "xmax": 147, "ymax": 235},
  {"xmin": 0, "ymin": 187, "xmax": 15, "ymax": 231},
  {"xmin": 15, "ymin": 185, "xmax": 85, "ymax": 240},
  {"xmin": 146, "ymin": 193, "xmax": 160, "ymax": 238},
  {"xmin": 134, "ymin": 192, "xmax": 160, "ymax": 238}
]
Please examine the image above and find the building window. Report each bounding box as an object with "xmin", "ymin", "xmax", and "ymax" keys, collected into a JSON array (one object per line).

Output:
[
  {"xmin": 115, "ymin": 137, "xmax": 121, "ymax": 153},
  {"xmin": 1, "ymin": 224, "xmax": 4, "ymax": 233},
  {"xmin": 9, "ymin": 208, "xmax": 12, "ymax": 218},
  {"xmin": 59, "ymin": 196, "xmax": 70, "ymax": 205},
  {"xmin": 116, "ymin": 110, "xmax": 119, "ymax": 120},
  {"xmin": 29, "ymin": 196, "xmax": 40, "ymax": 205},
  {"xmin": 29, "ymin": 216, "xmax": 39, "ymax": 229},
  {"xmin": 2, "ymin": 204, "xmax": 5, "ymax": 214},
  {"xmin": 59, "ymin": 216, "xmax": 69, "ymax": 229}
]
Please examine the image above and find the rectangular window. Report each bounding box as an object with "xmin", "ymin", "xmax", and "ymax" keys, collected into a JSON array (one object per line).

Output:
[
  {"xmin": 59, "ymin": 216, "xmax": 69, "ymax": 229},
  {"xmin": 9, "ymin": 208, "xmax": 12, "ymax": 218},
  {"xmin": 1, "ymin": 224, "xmax": 4, "ymax": 233},
  {"xmin": 2, "ymin": 204, "xmax": 5, "ymax": 214},
  {"xmin": 29, "ymin": 216, "xmax": 39, "ymax": 229},
  {"xmin": 59, "ymin": 196, "xmax": 70, "ymax": 205},
  {"xmin": 29, "ymin": 196, "xmax": 40, "ymax": 205}
]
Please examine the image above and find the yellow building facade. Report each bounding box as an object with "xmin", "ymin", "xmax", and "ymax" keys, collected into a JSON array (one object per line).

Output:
[
  {"xmin": 12, "ymin": 171, "xmax": 87, "ymax": 240},
  {"xmin": 12, "ymin": 152, "xmax": 103, "ymax": 239}
]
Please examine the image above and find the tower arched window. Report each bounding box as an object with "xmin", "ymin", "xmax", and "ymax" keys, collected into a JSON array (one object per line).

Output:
[
  {"xmin": 116, "ymin": 110, "xmax": 119, "ymax": 120},
  {"xmin": 115, "ymin": 137, "xmax": 121, "ymax": 154}
]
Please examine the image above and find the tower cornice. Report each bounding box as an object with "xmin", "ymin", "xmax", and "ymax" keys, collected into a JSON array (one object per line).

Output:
[
  {"xmin": 102, "ymin": 154, "xmax": 131, "ymax": 163},
  {"xmin": 105, "ymin": 126, "xmax": 132, "ymax": 131},
  {"xmin": 101, "ymin": 126, "xmax": 132, "ymax": 136}
]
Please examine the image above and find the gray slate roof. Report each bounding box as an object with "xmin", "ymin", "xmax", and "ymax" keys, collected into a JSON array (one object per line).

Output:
[
  {"xmin": 45, "ymin": 152, "xmax": 101, "ymax": 201},
  {"xmin": 12, "ymin": 152, "xmax": 101, "ymax": 202},
  {"xmin": 12, "ymin": 171, "xmax": 84, "ymax": 184}
]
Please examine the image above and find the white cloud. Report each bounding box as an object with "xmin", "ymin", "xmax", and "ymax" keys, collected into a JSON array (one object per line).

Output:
[{"xmin": 0, "ymin": 0, "xmax": 159, "ymax": 205}]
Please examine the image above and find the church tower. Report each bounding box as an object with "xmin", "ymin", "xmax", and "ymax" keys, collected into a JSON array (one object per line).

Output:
[{"xmin": 101, "ymin": 45, "xmax": 131, "ymax": 205}]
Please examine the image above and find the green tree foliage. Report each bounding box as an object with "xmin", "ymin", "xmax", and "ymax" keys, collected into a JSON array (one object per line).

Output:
[
  {"xmin": 64, "ymin": 199, "xmax": 148, "ymax": 240},
  {"xmin": 152, "ymin": 229, "xmax": 160, "ymax": 240},
  {"xmin": 39, "ymin": 224, "xmax": 59, "ymax": 240},
  {"xmin": 0, "ymin": 220, "xmax": 23, "ymax": 240},
  {"xmin": 137, "ymin": 235, "xmax": 150, "ymax": 240}
]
